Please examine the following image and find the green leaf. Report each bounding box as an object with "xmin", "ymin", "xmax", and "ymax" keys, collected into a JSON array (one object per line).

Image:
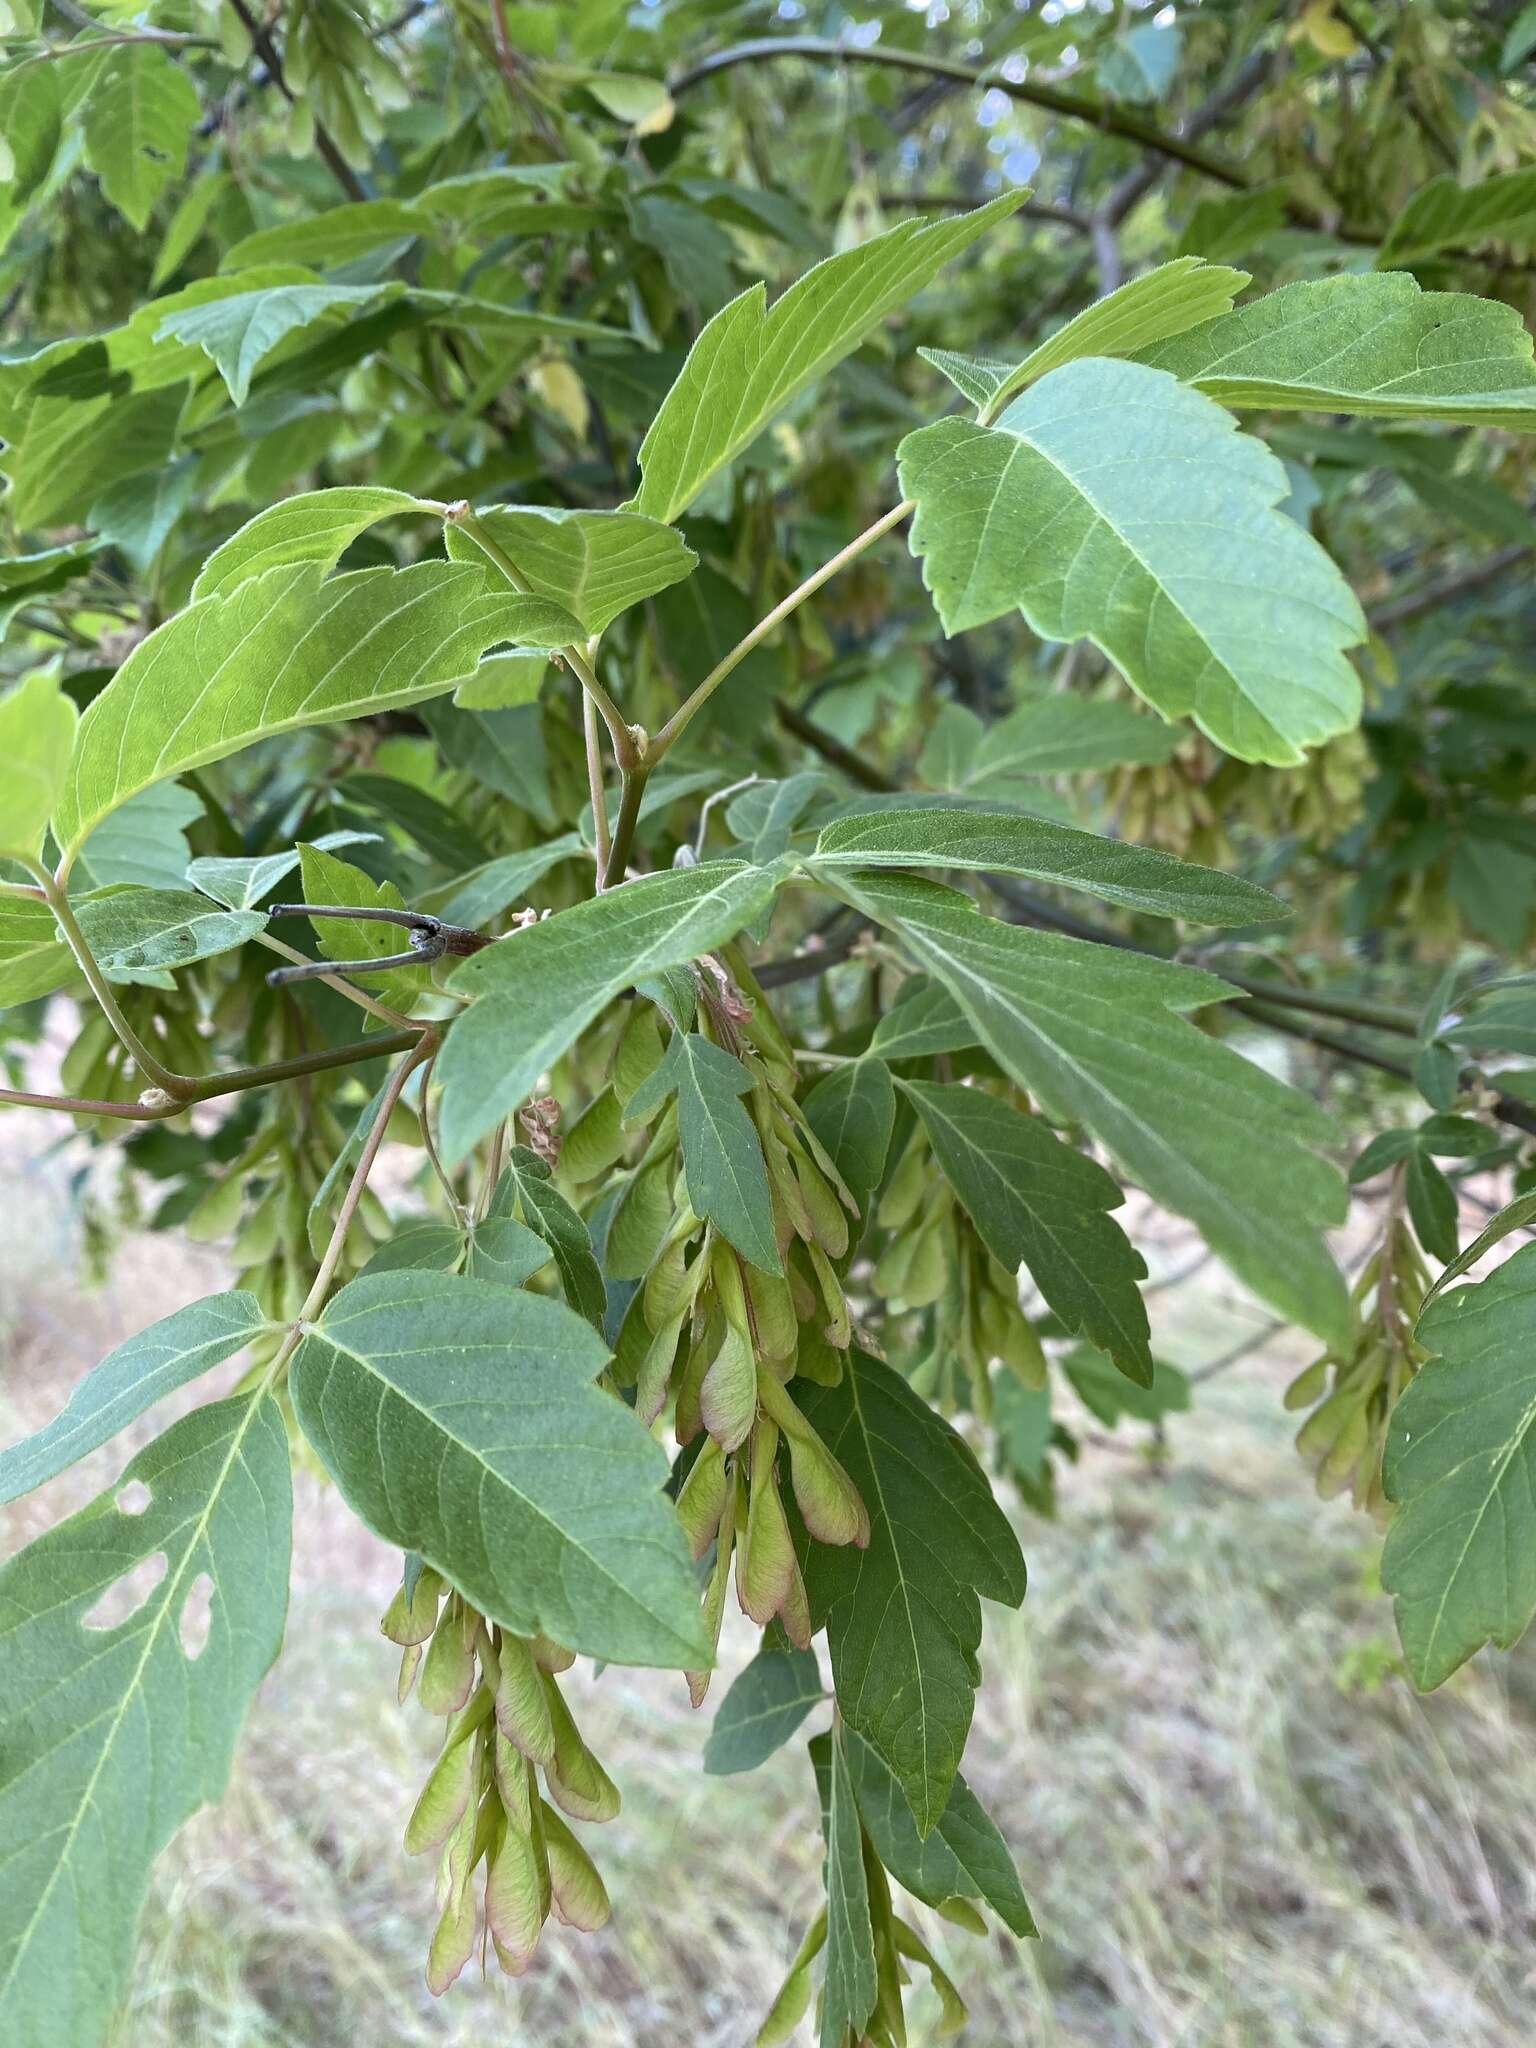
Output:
[
  {"xmin": 970, "ymin": 257, "xmax": 1250, "ymax": 419},
  {"xmin": 962, "ymin": 695, "xmax": 1180, "ymax": 783},
  {"xmin": 222, "ymin": 200, "xmax": 424, "ymax": 273},
  {"xmin": 0, "ymin": 542, "xmax": 99, "ymax": 637},
  {"xmin": 0, "ymin": 375, "xmax": 183, "ymax": 532},
  {"xmin": 0, "ymin": 1292, "xmax": 267, "ymax": 1505},
  {"xmin": 897, "ymin": 358, "xmax": 1365, "ymax": 766},
  {"xmin": 191, "ymin": 486, "xmax": 430, "ymax": 602},
  {"xmin": 186, "ymin": 829, "xmax": 376, "ymax": 911},
  {"xmin": 629, "ymin": 194, "xmax": 1022, "ymax": 524},
  {"xmin": 801, "ymin": 1057, "xmax": 896, "ymax": 1217},
  {"xmin": 444, "ymin": 505, "xmax": 696, "ymax": 634},
  {"xmin": 703, "ymin": 1644, "xmax": 823, "ymax": 1774},
  {"xmin": 428, "ymin": 833, "xmax": 583, "ymax": 929},
  {"xmin": 0, "ymin": 672, "xmax": 77, "ymax": 860},
  {"xmin": 1383, "ymin": 1244, "xmax": 1536, "ymax": 1689},
  {"xmin": 52, "ymin": 563, "xmax": 579, "ymax": 861},
  {"xmin": 840, "ymin": 873, "xmax": 1349, "ymax": 1347},
  {"xmin": 437, "ymin": 860, "xmax": 787, "ymax": 1164},
  {"xmin": 71, "ymin": 887, "xmax": 266, "ymax": 981},
  {"xmin": 868, "ymin": 977, "xmax": 978, "ymax": 1061},
  {"xmin": 486, "ymin": 1151, "xmax": 606, "ymax": 1327},
  {"xmin": 465, "ymin": 1213, "xmax": 552, "ymax": 1288},
  {"xmin": 808, "ymin": 1730, "xmax": 878, "ymax": 2048},
  {"xmin": 811, "ymin": 807, "xmax": 1285, "ymax": 925},
  {"xmin": 1099, "ymin": 20, "xmax": 1180, "ymax": 103},
  {"xmin": 292, "ymin": 843, "xmax": 431, "ymax": 1012},
  {"xmin": 625, "ymin": 1031, "xmax": 780, "ymax": 1273},
  {"xmin": 842, "ymin": 1729, "xmax": 1035, "ymax": 1938},
  {"xmin": 81, "ymin": 45, "xmax": 199, "ymax": 232},
  {"xmin": 0, "ymin": 1393, "xmax": 291, "ymax": 2048},
  {"xmin": 1379, "ymin": 168, "xmax": 1536, "ymax": 268},
  {"xmin": 795, "ymin": 1351, "xmax": 1026, "ymax": 1833},
  {"xmin": 75, "ymin": 782, "xmax": 204, "ymax": 894},
  {"xmin": 1405, "ymin": 1150, "xmax": 1459, "ymax": 1264},
  {"xmin": 289, "ymin": 1271, "xmax": 708, "ymax": 1668},
  {"xmin": 155, "ymin": 280, "xmax": 395, "ymax": 406},
  {"xmin": 0, "ymin": 894, "xmax": 72, "ymax": 1010},
  {"xmin": 0, "ymin": 61, "xmax": 59, "ymax": 207},
  {"xmin": 1063, "ymin": 1344, "xmax": 1190, "ymax": 1426},
  {"xmin": 1135, "ymin": 272, "xmax": 1536, "ymax": 429},
  {"xmin": 901, "ymin": 1079, "xmax": 1153, "ymax": 1385}
]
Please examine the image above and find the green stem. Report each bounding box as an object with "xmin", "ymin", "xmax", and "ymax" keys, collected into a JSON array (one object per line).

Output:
[
  {"xmin": 602, "ymin": 764, "xmax": 651, "ymax": 889},
  {"xmin": 668, "ymin": 38, "xmax": 1249, "ymax": 188},
  {"xmin": 583, "ymin": 690, "xmax": 613, "ymax": 884},
  {"xmin": 446, "ymin": 504, "xmax": 640, "ymax": 771},
  {"xmin": 297, "ymin": 1037, "xmax": 433, "ymax": 1320},
  {"xmin": 653, "ymin": 501, "xmax": 913, "ymax": 761},
  {"xmin": 0, "ymin": 1030, "xmax": 423, "ymax": 1123},
  {"xmin": 26, "ymin": 860, "xmax": 187, "ymax": 1094}
]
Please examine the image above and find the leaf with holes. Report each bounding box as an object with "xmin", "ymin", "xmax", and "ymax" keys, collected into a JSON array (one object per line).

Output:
[
  {"xmin": 0, "ymin": 1393, "xmax": 291, "ymax": 2048},
  {"xmin": 81, "ymin": 46, "xmax": 199, "ymax": 233}
]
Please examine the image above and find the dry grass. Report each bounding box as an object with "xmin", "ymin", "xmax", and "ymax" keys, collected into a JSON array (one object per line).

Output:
[{"xmin": 5, "ymin": 1131, "xmax": 1536, "ymax": 2048}]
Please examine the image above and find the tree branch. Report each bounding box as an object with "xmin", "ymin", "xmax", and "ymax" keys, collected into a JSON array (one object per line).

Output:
[{"xmin": 668, "ymin": 38, "xmax": 1249, "ymax": 187}]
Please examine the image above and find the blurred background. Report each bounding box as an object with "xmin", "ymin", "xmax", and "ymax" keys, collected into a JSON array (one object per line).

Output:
[{"xmin": 6, "ymin": 1086, "xmax": 1536, "ymax": 2048}]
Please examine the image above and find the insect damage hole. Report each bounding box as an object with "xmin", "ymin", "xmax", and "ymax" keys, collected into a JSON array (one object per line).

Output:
[
  {"xmin": 83, "ymin": 1551, "xmax": 167, "ymax": 1630},
  {"xmin": 178, "ymin": 1572, "xmax": 214, "ymax": 1659},
  {"xmin": 116, "ymin": 1479, "xmax": 152, "ymax": 1514}
]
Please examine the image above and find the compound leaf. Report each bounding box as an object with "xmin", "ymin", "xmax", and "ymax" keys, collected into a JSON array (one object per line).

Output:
[
  {"xmin": 703, "ymin": 1644, "xmax": 823, "ymax": 1775},
  {"xmin": 444, "ymin": 505, "xmax": 696, "ymax": 633},
  {"xmin": 0, "ymin": 671, "xmax": 77, "ymax": 860},
  {"xmin": 1136, "ymin": 271, "xmax": 1536, "ymax": 429},
  {"xmin": 808, "ymin": 1730, "xmax": 879, "ymax": 2048},
  {"xmin": 625, "ymin": 1031, "xmax": 780, "ymax": 1273},
  {"xmin": 842, "ymin": 1728, "xmax": 1035, "ymax": 1938},
  {"xmin": 81, "ymin": 45, "xmax": 198, "ymax": 233},
  {"xmin": 1378, "ymin": 168, "xmax": 1536, "ymax": 268},
  {"xmin": 191, "ymin": 486, "xmax": 429, "ymax": 602},
  {"xmin": 72, "ymin": 888, "xmax": 266, "ymax": 980}
]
